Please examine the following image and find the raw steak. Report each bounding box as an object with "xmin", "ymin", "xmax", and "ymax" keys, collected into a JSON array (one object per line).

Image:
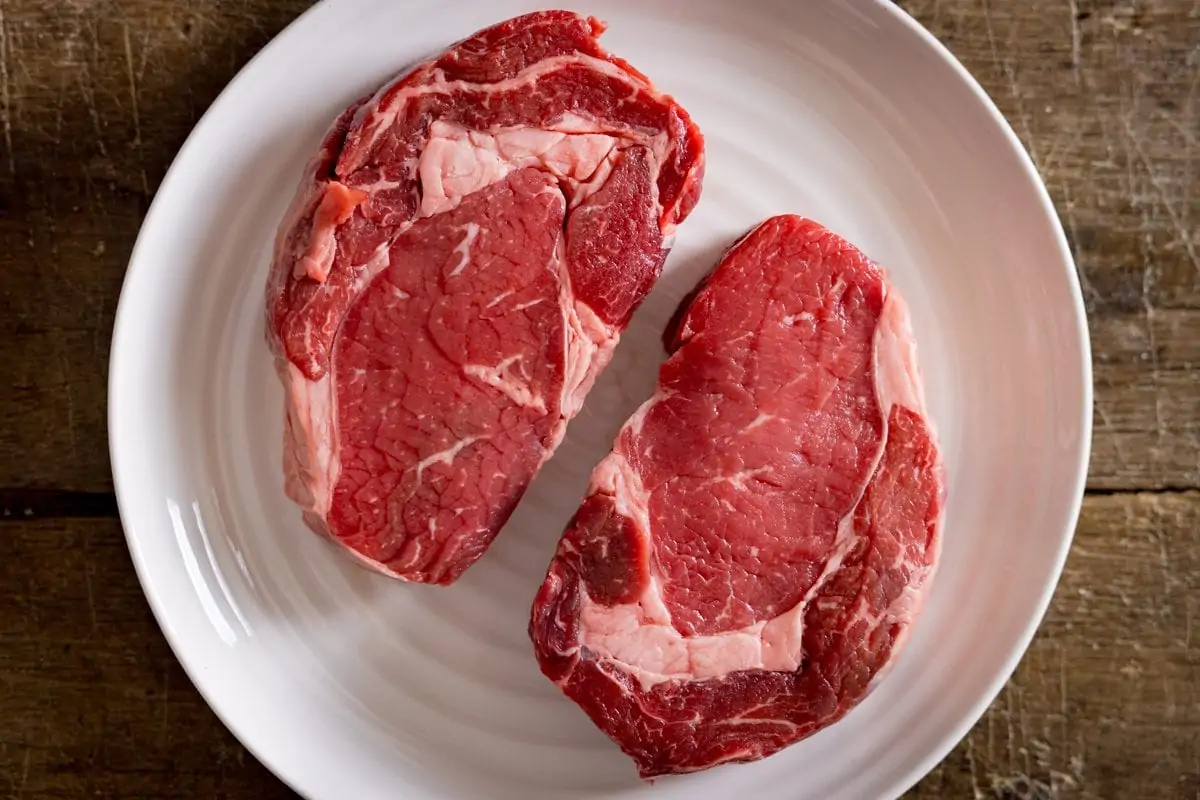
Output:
[
  {"xmin": 530, "ymin": 215, "xmax": 945, "ymax": 777},
  {"xmin": 265, "ymin": 12, "xmax": 705, "ymax": 584}
]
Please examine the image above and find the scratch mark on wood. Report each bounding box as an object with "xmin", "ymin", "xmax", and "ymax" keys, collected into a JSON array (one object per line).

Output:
[
  {"xmin": 1161, "ymin": 674, "xmax": 1177, "ymax": 722},
  {"xmin": 76, "ymin": 79, "xmax": 108, "ymax": 162},
  {"xmin": 980, "ymin": 1, "xmax": 1003, "ymax": 77},
  {"xmin": 17, "ymin": 748, "xmax": 29, "ymax": 796},
  {"xmin": 985, "ymin": 696, "xmax": 997, "ymax": 770},
  {"xmin": 1060, "ymin": 182, "xmax": 1101, "ymax": 313},
  {"xmin": 1186, "ymin": 596, "xmax": 1194, "ymax": 649},
  {"xmin": 1059, "ymin": 643, "xmax": 1069, "ymax": 725},
  {"xmin": 989, "ymin": 771, "xmax": 1055, "ymax": 799},
  {"xmin": 83, "ymin": 526, "xmax": 97, "ymax": 633},
  {"xmin": 58, "ymin": 349, "xmax": 78, "ymax": 455},
  {"xmin": 1117, "ymin": 77, "xmax": 1173, "ymax": 472},
  {"xmin": 1040, "ymin": 120, "xmax": 1081, "ymax": 177},
  {"xmin": 929, "ymin": 0, "xmax": 943, "ymax": 28},
  {"xmin": 1095, "ymin": 402, "xmax": 1129, "ymax": 469},
  {"xmin": 91, "ymin": 285, "xmax": 107, "ymax": 358},
  {"xmin": 982, "ymin": 0, "xmax": 1042, "ymax": 166},
  {"xmin": 0, "ymin": 0, "xmax": 13, "ymax": 176},
  {"xmin": 1067, "ymin": 0, "xmax": 1083, "ymax": 86},
  {"xmin": 76, "ymin": 19, "xmax": 109, "ymax": 163},
  {"xmin": 122, "ymin": 23, "xmax": 149, "ymax": 197},
  {"xmin": 965, "ymin": 735, "xmax": 986, "ymax": 800},
  {"xmin": 1005, "ymin": 683, "xmax": 1020, "ymax": 773},
  {"xmin": 1120, "ymin": 113, "xmax": 1200, "ymax": 276},
  {"xmin": 83, "ymin": 565, "xmax": 97, "ymax": 633},
  {"xmin": 1141, "ymin": 212, "xmax": 1167, "ymax": 453},
  {"xmin": 161, "ymin": 668, "xmax": 170, "ymax": 738},
  {"xmin": 52, "ymin": 71, "xmax": 66, "ymax": 148}
]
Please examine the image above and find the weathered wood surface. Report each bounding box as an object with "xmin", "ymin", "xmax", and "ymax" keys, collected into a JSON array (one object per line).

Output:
[{"xmin": 0, "ymin": 1, "xmax": 1195, "ymax": 798}]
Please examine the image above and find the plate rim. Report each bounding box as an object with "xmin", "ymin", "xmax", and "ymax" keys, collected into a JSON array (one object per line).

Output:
[{"xmin": 106, "ymin": 1, "xmax": 1095, "ymax": 798}]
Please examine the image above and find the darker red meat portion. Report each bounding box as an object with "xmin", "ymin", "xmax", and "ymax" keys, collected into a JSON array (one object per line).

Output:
[
  {"xmin": 432, "ymin": 11, "xmax": 609, "ymax": 84},
  {"xmin": 560, "ymin": 494, "xmax": 651, "ymax": 608},
  {"xmin": 530, "ymin": 216, "xmax": 944, "ymax": 776},
  {"xmin": 566, "ymin": 147, "xmax": 666, "ymax": 327}
]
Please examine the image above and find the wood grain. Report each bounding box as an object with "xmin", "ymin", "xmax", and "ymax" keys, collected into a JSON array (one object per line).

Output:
[
  {"xmin": 2, "ymin": 496, "xmax": 1195, "ymax": 798},
  {"xmin": 0, "ymin": 0, "xmax": 1195, "ymax": 495},
  {"xmin": 0, "ymin": 0, "xmax": 311, "ymax": 493},
  {"xmin": 901, "ymin": 0, "xmax": 1200, "ymax": 493},
  {"xmin": 0, "ymin": 518, "xmax": 293, "ymax": 799},
  {"xmin": 907, "ymin": 492, "xmax": 1200, "ymax": 799},
  {"xmin": 0, "ymin": 0, "xmax": 1196, "ymax": 798}
]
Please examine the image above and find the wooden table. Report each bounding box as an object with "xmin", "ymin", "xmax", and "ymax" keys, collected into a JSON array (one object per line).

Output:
[{"xmin": 0, "ymin": 1, "xmax": 1196, "ymax": 797}]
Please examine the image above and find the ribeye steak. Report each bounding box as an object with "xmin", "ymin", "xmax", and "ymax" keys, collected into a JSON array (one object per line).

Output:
[
  {"xmin": 265, "ymin": 11, "xmax": 705, "ymax": 584},
  {"xmin": 530, "ymin": 215, "xmax": 945, "ymax": 777}
]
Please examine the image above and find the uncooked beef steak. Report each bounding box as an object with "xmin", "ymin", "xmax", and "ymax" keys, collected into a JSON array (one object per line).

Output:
[
  {"xmin": 530, "ymin": 215, "xmax": 945, "ymax": 777},
  {"xmin": 265, "ymin": 12, "xmax": 705, "ymax": 584}
]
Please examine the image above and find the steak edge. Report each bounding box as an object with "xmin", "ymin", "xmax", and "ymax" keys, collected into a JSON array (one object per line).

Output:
[{"xmin": 530, "ymin": 215, "xmax": 946, "ymax": 777}]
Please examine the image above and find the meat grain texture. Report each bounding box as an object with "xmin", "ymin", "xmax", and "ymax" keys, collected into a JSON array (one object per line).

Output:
[
  {"xmin": 531, "ymin": 215, "xmax": 946, "ymax": 777},
  {"xmin": 265, "ymin": 11, "xmax": 705, "ymax": 584}
]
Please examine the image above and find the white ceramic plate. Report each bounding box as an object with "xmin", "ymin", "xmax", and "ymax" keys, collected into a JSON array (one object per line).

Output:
[{"xmin": 108, "ymin": 1, "xmax": 1092, "ymax": 798}]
